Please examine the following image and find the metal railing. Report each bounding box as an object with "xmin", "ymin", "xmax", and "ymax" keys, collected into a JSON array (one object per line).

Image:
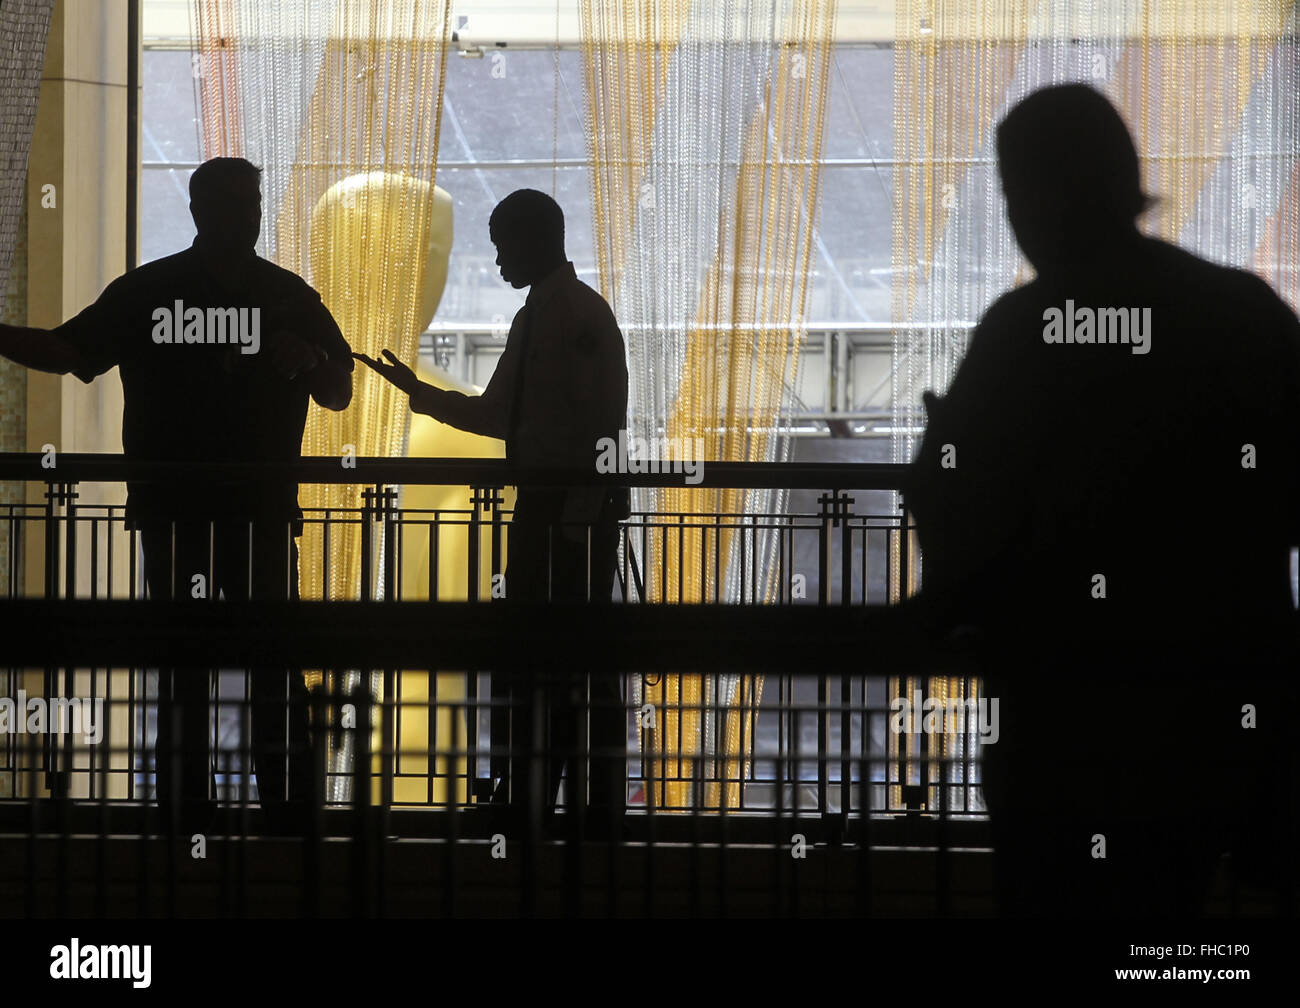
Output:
[
  {"xmin": 0, "ymin": 452, "xmax": 1004, "ymax": 916},
  {"xmin": 0, "ymin": 452, "xmax": 964, "ymax": 811},
  {"xmin": 3, "ymin": 597, "xmax": 998, "ymax": 916},
  {"xmin": 2, "ymin": 454, "xmax": 1292, "ymax": 917}
]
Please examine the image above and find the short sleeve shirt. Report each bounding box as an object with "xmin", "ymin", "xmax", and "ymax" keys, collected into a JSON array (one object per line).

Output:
[{"xmin": 54, "ymin": 242, "xmax": 353, "ymax": 524}]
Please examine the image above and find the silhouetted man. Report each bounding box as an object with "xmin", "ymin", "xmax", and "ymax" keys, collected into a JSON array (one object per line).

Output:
[
  {"xmin": 0, "ymin": 156, "xmax": 354, "ymax": 835},
  {"xmin": 357, "ymin": 188, "xmax": 629, "ymax": 839},
  {"xmin": 906, "ymin": 85, "xmax": 1300, "ymax": 915}
]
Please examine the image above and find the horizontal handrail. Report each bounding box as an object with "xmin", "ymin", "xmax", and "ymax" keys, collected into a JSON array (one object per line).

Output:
[
  {"xmin": 0, "ymin": 598, "xmax": 949, "ymax": 670},
  {"xmin": 3, "ymin": 597, "xmax": 1295, "ymax": 673},
  {"xmin": 0, "ymin": 453, "xmax": 912, "ymax": 491},
  {"xmin": 0, "ymin": 455, "xmax": 915, "ymax": 491}
]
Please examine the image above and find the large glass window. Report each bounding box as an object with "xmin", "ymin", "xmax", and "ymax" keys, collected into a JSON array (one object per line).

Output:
[{"xmin": 143, "ymin": 34, "xmax": 897, "ymax": 440}]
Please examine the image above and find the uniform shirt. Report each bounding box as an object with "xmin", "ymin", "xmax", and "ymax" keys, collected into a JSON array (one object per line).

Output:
[
  {"xmin": 55, "ymin": 241, "xmax": 353, "ymax": 525},
  {"xmin": 414, "ymin": 260, "xmax": 628, "ymax": 526}
]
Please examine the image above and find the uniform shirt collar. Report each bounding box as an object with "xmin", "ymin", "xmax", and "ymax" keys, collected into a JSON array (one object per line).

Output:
[{"xmin": 525, "ymin": 260, "xmax": 575, "ymax": 312}]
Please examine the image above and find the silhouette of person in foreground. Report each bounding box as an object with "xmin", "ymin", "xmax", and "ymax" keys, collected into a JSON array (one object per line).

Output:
[
  {"xmin": 0, "ymin": 156, "xmax": 354, "ymax": 835},
  {"xmin": 357, "ymin": 188, "xmax": 629, "ymax": 839},
  {"xmin": 906, "ymin": 84, "xmax": 1300, "ymax": 915}
]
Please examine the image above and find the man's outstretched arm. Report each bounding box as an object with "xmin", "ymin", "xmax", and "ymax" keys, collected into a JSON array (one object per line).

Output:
[
  {"xmin": 354, "ymin": 349, "xmax": 508, "ymax": 439},
  {"xmin": 0, "ymin": 322, "xmax": 86, "ymax": 375}
]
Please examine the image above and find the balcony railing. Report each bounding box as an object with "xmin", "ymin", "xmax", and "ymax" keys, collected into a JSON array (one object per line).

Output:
[
  {"xmin": 1, "ymin": 454, "xmax": 1290, "ymax": 917},
  {"xmin": 0, "ymin": 454, "xmax": 916, "ymax": 601},
  {"xmin": 0, "ymin": 453, "xmax": 1003, "ymax": 915}
]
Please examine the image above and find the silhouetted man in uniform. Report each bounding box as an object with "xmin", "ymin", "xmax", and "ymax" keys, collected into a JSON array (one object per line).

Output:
[
  {"xmin": 906, "ymin": 85, "xmax": 1300, "ymax": 915},
  {"xmin": 357, "ymin": 188, "xmax": 629, "ymax": 839},
  {"xmin": 0, "ymin": 157, "xmax": 354, "ymax": 835}
]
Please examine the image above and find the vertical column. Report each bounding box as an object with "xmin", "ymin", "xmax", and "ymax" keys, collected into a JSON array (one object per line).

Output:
[{"xmin": 25, "ymin": 0, "xmax": 134, "ymax": 598}]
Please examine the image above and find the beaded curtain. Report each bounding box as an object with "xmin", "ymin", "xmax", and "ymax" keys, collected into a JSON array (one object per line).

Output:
[
  {"xmin": 581, "ymin": 0, "xmax": 836, "ymax": 810},
  {"xmin": 890, "ymin": 0, "xmax": 1300, "ymax": 814}
]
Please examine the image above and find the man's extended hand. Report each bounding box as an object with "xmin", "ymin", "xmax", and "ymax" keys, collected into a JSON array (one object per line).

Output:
[
  {"xmin": 0, "ymin": 322, "xmax": 84, "ymax": 376},
  {"xmin": 353, "ymin": 349, "xmax": 420, "ymax": 395}
]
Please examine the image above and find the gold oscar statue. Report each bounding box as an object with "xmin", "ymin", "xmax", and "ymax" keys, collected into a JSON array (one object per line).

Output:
[{"xmin": 306, "ymin": 173, "xmax": 510, "ymax": 805}]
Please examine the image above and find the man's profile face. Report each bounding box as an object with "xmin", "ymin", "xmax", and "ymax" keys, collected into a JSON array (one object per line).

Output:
[
  {"xmin": 490, "ymin": 225, "xmax": 531, "ymax": 289},
  {"xmin": 192, "ymin": 175, "xmax": 262, "ymax": 257}
]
